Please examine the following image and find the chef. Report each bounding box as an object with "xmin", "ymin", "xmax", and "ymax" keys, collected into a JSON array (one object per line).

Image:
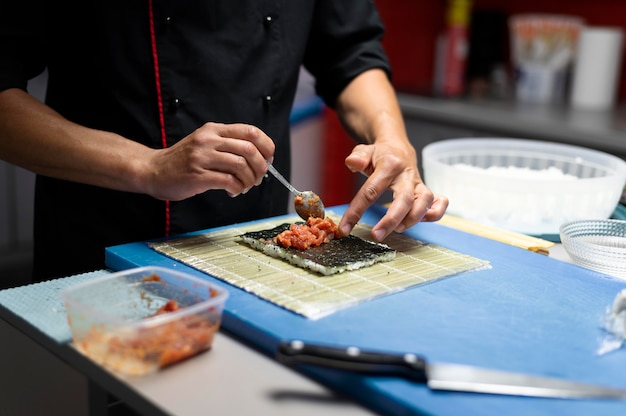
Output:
[{"xmin": 0, "ymin": 0, "xmax": 448, "ymax": 281}]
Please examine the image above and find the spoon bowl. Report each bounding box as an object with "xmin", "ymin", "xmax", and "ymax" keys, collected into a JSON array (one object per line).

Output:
[
  {"xmin": 295, "ymin": 191, "xmax": 325, "ymax": 220},
  {"xmin": 267, "ymin": 163, "xmax": 325, "ymax": 220}
]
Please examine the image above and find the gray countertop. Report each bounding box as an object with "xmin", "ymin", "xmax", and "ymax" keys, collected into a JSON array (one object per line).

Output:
[
  {"xmin": 0, "ymin": 270, "xmax": 375, "ymax": 416},
  {"xmin": 397, "ymin": 93, "xmax": 626, "ymax": 156}
]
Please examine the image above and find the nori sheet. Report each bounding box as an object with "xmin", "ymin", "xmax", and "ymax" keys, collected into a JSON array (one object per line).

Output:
[{"xmin": 240, "ymin": 223, "xmax": 396, "ymax": 269}]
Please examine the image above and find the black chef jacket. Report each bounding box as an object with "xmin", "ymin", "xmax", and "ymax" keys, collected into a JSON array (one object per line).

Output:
[{"xmin": 0, "ymin": 0, "xmax": 391, "ymax": 281}]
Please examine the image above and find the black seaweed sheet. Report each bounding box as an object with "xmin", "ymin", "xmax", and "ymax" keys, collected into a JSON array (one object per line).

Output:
[{"xmin": 240, "ymin": 223, "xmax": 396, "ymax": 274}]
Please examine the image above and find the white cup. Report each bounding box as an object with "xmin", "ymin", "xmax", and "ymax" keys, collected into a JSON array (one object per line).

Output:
[{"xmin": 571, "ymin": 27, "xmax": 624, "ymax": 111}]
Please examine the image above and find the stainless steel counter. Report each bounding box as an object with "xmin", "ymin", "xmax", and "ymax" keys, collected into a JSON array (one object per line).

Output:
[
  {"xmin": 0, "ymin": 278, "xmax": 375, "ymax": 416},
  {"xmin": 398, "ymin": 93, "xmax": 626, "ymax": 158}
]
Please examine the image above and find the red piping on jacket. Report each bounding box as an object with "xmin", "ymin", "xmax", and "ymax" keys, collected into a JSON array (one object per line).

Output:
[{"xmin": 148, "ymin": 0, "xmax": 171, "ymax": 237}]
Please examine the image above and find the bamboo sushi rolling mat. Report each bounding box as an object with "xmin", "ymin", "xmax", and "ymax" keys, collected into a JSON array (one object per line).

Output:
[{"xmin": 149, "ymin": 214, "xmax": 491, "ymax": 319}]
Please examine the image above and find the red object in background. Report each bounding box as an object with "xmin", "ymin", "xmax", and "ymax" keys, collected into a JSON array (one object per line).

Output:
[
  {"xmin": 441, "ymin": 0, "xmax": 472, "ymax": 96},
  {"xmin": 374, "ymin": 0, "xmax": 445, "ymax": 93},
  {"xmin": 442, "ymin": 24, "xmax": 470, "ymax": 96},
  {"xmin": 374, "ymin": 0, "xmax": 626, "ymax": 101},
  {"xmin": 320, "ymin": 107, "xmax": 358, "ymax": 207}
]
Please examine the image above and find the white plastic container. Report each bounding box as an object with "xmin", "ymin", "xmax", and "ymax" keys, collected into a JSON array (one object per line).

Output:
[
  {"xmin": 560, "ymin": 219, "xmax": 626, "ymax": 279},
  {"xmin": 62, "ymin": 266, "xmax": 229, "ymax": 376},
  {"xmin": 422, "ymin": 138, "xmax": 626, "ymax": 235}
]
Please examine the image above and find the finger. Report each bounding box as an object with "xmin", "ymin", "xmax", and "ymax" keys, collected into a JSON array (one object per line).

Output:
[
  {"xmin": 338, "ymin": 170, "xmax": 392, "ymax": 237},
  {"xmin": 214, "ymin": 123, "xmax": 275, "ymax": 161},
  {"xmin": 204, "ymin": 123, "xmax": 274, "ymax": 185},
  {"xmin": 207, "ymin": 152, "xmax": 258, "ymax": 194},
  {"xmin": 370, "ymin": 187, "xmax": 427, "ymax": 241},
  {"xmin": 389, "ymin": 188, "xmax": 434, "ymax": 232},
  {"xmin": 422, "ymin": 194, "xmax": 449, "ymax": 222},
  {"xmin": 345, "ymin": 145, "xmax": 374, "ymax": 175},
  {"xmin": 204, "ymin": 165, "xmax": 260, "ymax": 198},
  {"xmin": 181, "ymin": 167, "xmax": 247, "ymax": 199},
  {"xmin": 381, "ymin": 187, "xmax": 445, "ymax": 239},
  {"xmin": 180, "ymin": 133, "xmax": 256, "ymax": 189}
]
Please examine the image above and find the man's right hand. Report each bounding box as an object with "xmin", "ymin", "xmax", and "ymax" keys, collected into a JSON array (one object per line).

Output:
[{"xmin": 143, "ymin": 122, "xmax": 276, "ymax": 201}]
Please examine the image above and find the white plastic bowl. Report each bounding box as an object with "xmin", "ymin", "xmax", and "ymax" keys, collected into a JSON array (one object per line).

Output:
[
  {"xmin": 560, "ymin": 219, "xmax": 626, "ymax": 279},
  {"xmin": 422, "ymin": 138, "xmax": 626, "ymax": 235}
]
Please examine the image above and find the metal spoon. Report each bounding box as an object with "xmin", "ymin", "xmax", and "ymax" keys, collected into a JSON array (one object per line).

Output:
[{"xmin": 267, "ymin": 163, "xmax": 325, "ymax": 220}]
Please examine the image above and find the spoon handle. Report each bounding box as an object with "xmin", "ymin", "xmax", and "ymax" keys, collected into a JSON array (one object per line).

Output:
[{"xmin": 267, "ymin": 163, "xmax": 300, "ymax": 196}]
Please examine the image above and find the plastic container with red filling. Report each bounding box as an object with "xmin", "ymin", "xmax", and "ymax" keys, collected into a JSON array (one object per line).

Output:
[{"xmin": 62, "ymin": 266, "xmax": 229, "ymax": 376}]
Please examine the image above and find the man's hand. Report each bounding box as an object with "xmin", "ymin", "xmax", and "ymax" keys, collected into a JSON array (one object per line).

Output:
[
  {"xmin": 339, "ymin": 141, "xmax": 448, "ymax": 241},
  {"xmin": 143, "ymin": 122, "xmax": 275, "ymax": 201},
  {"xmin": 332, "ymin": 69, "xmax": 448, "ymax": 241},
  {"xmin": 0, "ymin": 89, "xmax": 275, "ymax": 200}
]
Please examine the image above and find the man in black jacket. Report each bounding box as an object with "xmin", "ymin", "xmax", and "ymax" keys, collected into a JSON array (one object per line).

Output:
[{"xmin": 0, "ymin": 0, "xmax": 448, "ymax": 281}]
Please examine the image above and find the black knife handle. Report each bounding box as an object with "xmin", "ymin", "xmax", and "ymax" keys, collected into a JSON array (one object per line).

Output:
[{"xmin": 276, "ymin": 340, "xmax": 428, "ymax": 383}]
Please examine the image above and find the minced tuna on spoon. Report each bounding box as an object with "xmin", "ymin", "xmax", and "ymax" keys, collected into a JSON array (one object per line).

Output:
[{"xmin": 266, "ymin": 163, "xmax": 325, "ymax": 220}]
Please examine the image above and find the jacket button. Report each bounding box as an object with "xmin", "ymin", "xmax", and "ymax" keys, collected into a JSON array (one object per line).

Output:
[
  {"xmin": 264, "ymin": 15, "xmax": 273, "ymax": 28},
  {"xmin": 169, "ymin": 98, "xmax": 182, "ymax": 112},
  {"xmin": 263, "ymin": 95, "xmax": 272, "ymax": 106},
  {"xmin": 161, "ymin": 16, "xmax": 172, "ymax": 33}
]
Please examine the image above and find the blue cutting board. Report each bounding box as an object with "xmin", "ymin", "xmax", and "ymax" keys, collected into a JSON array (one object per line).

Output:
[{"xmin": 105, "ymin": 205, "xmax": 626, "ymax": 416}]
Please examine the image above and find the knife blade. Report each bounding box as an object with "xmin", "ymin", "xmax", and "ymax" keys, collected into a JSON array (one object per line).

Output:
[{"xmin": 276, "ymin": 340, "xmax": 626, "ymax": 399}]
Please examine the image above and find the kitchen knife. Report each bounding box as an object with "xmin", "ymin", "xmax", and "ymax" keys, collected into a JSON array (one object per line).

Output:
[{"xmin": 276, "ymin": 340, "xmax": 626, "ymax": 399}]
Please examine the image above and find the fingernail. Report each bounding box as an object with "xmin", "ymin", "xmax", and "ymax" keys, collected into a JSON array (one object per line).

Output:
[
  {"xmin": 373, "ymin": 229, "xmax": 387, "ymax": 242},
  {"xmin": 340, "ymin": 224, "xmax": 352, "ymax": 237},
  {"xmin": 242, "ymin": 187, "xmax": 251, "ymax": 195},
  {"xmin": 395, "ymin": 224, "xmax": 406, "ymax": 233}
]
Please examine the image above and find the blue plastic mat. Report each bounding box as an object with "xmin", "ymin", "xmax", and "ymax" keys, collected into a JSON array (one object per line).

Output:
[
  {"xmin": 0, "ymin": 270, "xmax": 110, "ymax": 343},
  {"xmin": 105, "ymin": 205, "xmax": 626, "ymax": 416}
]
